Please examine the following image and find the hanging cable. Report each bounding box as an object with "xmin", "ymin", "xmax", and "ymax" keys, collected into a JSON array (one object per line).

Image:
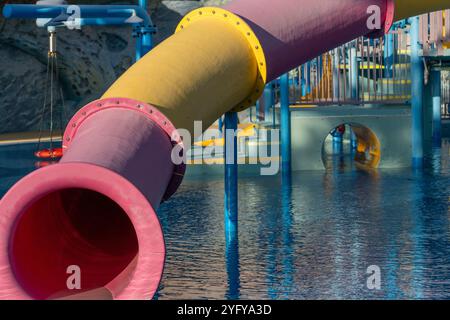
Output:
[
  {"xmin": 35, "ymin": 28, "xmax": 64, "ymax": 160},
  {"xmin": 54, "ymin": 54, "xmax": 67, "ymax": 142},
  {"xmin": 35, "ymin": 54, "xmax": 51, "ymax": 154}
]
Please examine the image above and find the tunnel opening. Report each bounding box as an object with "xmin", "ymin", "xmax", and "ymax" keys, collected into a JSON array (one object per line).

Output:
[
  {"xmin": 321, "ymin": 123, "xmax": 381, "ymax": 172},
  {"xmin": 9, "ymin": 188, "xmax": 139, "ymax": 300}
]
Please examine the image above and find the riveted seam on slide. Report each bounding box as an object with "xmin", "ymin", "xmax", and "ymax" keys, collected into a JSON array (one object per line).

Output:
[
  {"xmin": 367, "ymin": 0, "xmax": 396, "ymax": 38},
  {"xmin": 175, "ymin": 7, "xmax": 267, "ymax": 112}
]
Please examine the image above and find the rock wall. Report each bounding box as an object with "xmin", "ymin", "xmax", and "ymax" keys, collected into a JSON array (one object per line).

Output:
[{"xmin": 0, "ymin": 0, "xmax": 229, "ymax": 133}]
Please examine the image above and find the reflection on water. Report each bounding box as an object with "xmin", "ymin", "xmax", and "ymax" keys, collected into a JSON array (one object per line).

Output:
[{"xmin": 0, "ymin": 139, "xmax": 449, "ymax": 299}]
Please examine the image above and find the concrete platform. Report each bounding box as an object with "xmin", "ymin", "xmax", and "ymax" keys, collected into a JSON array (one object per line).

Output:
[{"xmin": 290, "ymin": 105, "xmax": 412, "ymax": 170}]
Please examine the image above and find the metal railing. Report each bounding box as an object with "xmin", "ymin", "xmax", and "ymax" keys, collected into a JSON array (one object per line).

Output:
[
  {"xmin": 249, "ymin": 11, "xmax": 450, "ymax": 123},
  {"xmin": 289, "ymin": 30, "xmax": 412, "ymax": 106},
  {"xmin": 287, "ymin": 10, "xmax": 450, "ymax": 107},
  {"xmin": 420, "ymin": 10, "xmax": 450, "ymax": 56}
]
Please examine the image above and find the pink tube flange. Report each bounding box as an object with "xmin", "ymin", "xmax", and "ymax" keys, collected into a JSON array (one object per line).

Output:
[
  {"xmin": 225, "ymin": 0, "xmax": 395, "ymax": 81},
  {"xmin": 0, "ymin": 98, "xmax": 184, "ymax": 300}
]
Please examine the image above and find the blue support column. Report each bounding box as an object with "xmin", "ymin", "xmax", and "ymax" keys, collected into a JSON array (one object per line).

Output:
[
  {"xmin": 280, "ymin": 73, "xmax": 291, "ymax": 174},
  {"xmin": 225, "ymin": 227, "xmax": 240, "ymax": 299},
  {"xmin": 333, "ymin": 49, "xmax": 340, "ymax": 100},
  {"xmin": 431, "ymin": 70, "xmax": 442, "ymax": 146},
  {"xmin": 224, "ymin": 112, "xmax": 238, "ymax": 238},
  {"xmin": 255, "ymin": 100, "xmax": 261, "ymax": 122},
  {"xmin": 135, "ymin": 0, "xmax": 153, "ymax": 61},
  {"xmin": 350, "ymin": 45, "xmax": 359, "ymax": 100},
  {"xmin": 272, "ymin": 85, "xmax": 277, "ymax": 127},
  {"xmin": 223, "ymin": 112, "xmax": 240, "ymax": 299},
  {"xmin": 303, "ymin": 62, "xmax": 312, "ymax": 96},
  {"xmin": 350, "ymin": 128, "xmax": 357, "ymax": 151},
  {"xmin": 410, "ymin": 17, "xmax": 424, "ymax": 168},
  {"xmin": 333, "ymin": 132, "xmax": 343, "ymax": 154},
  {"xmin": 384, "ymin": 33, "xmax": 394, "ymax": 78}
]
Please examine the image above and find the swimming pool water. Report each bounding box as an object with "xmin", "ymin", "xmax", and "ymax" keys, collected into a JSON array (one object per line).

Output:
[{"xmin": 0, "ymin": 140, "xmax": 449, "ymax": 299}]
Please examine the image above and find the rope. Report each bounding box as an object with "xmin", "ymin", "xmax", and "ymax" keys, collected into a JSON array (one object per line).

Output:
[
  {"xmin": 36, "ymin": 31, "xmax": 66, "ymax": 158},
  {"xmin": 55, "ymin": 54, "xmax": 67, "ymax": 141},
  {"xmin": 36, "ymin": 54, "xmax": 51, "ymax": 153}
]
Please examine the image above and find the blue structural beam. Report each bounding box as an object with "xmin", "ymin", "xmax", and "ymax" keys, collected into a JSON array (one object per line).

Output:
[
  {"xmin": 3, "ymin": 3, "xmax": 155, "ymax": 62},
  {"xmin": 224, "ymin": 112, "xmax": 238, "ymax": 237},
  {"xmin": 263, "ymin": 84, "xmax": 273, "ymax": 117},
  {"xmin": 431, "ymin": 70, "xmax": 442, "ymax": 146},
  {"xmin": 410, "ymin": 17, "xmax": 424, "ymax": 168},
  {"xmin": 384, "ymin": 33, "xmax": 394, "ymax": 78},
  {"xmin": 280, "ymin": 73, "xmax": 291, "ymax": 174},
  {"xmin": 263, "ymin": 83, "xmax": 275, "ymax": 125},
  {"xmin": 333, "ymin": 49, "xmax": 340, "ymax": 99},
  {"xmin": 3, "ymin": 4, "xmax": 151, "ymax": 26}
]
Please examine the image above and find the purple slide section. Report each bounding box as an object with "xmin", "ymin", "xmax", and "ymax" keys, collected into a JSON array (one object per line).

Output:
[
  {"xmin": 61, "ymin": 107, "xmax": 174, "ymax": 209},
  {"xmin": 225, "ymin": 0, "xmax": 394, "ymax": 81}
]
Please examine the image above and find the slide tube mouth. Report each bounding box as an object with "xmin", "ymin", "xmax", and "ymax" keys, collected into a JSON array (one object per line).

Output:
[{"xmin": 0, "ymin": 163, "xmax": 165, "ymax": 300}]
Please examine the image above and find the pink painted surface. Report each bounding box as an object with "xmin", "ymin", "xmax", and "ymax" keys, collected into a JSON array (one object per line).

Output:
[
  {"xmin": 225, "ymin": 0, "xmax": 395, "ymax": 81},
  {"xmin": 61, "ymin": 100, "xmax": 175, "ymax": 209},
  {"xmin": 63, "ymin": 98, "xmax": 186, "ymax": 203},
  {"xmin": 0, "ymin": 98, "xmax": 176, "ymax": 299},
  {"xmin": 0, "ymin": 163, "xmax": 165, "ymax": 300}
]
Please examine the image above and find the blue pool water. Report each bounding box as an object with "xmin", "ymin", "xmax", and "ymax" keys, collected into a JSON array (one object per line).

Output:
[{"xmin": 0, "ymin": 140, "xmax": 449, "ymax": 299}]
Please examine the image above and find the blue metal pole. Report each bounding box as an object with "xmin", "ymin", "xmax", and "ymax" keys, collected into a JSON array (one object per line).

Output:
[
  {"xmin": 280, "ymin": 73, "xmax": 291, "ymax": 174},
  {"xmin": 218, "ymin": 115, "xmax": 224, "ymax": 135},
  {"xmin": 224, "ymin": 110, "xmax": 240, "ymax": 299},
  {"xmin": 305, "ymin": 62, "xmax": 311, "ymax": 95},
  {"xmin": 431, "ymin": 70, "xmax": 442, "ymax": 146},
  {"xmin": 333, "ymin": 49, "xmax": 340, "ymax": 100},
  {"xmin": 3, "ymin": 4, "xmax": 151, "ymax": 25},
  {"xmin": 135, "ymin": 0, "xmax": 153, "ymax": 61},
  {"xmin": 255, "ymin": 100, "xmax": 261, "ymax": 122},
  {"xmin": 350, "ymin": 128, "xmax": 357, "ymax": 150},
  {"xmin": 225, "ymin": 225, "xmax": 240, "ymax": 299},
  {"xmin": 350, "ymin": 45, "xmax": 359, "ymax": 100},
  {"xmin": 410, "ymin": 17, "xmax": 424, "ymax": 168},
  {"xmin": 41, "ymin": 17, "xmax": 147, "ymax": 27},
  {"xmin": 264, "ymin": 83, "xmax": 274, "ymax": 124},
  {"xmin": 224, "ymin": 112, "xmax": 238, "ymax": 238},
  {"xmin": 384, "ymin": 33, "xmax": 394, "ymax": 78}
]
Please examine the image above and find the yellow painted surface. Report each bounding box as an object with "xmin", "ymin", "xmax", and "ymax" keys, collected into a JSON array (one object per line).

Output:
[
  {"xmin": 301, "ymin": 53, "xmax": 334, "ymax": 101},
  {"xmin": 101, "ymin": 0, "xmax": 449, "ymax": 141},
  {"xmin": 176, "ymin": 7, "xmax": 267, "ymax": 112},
  {"xmin": 380, "ymin": 79, "xmax": 411, "ymax": 84},
  {"xmin": 103, "ymin": 16, "xmax": 258, "ymax": 137},
  {"xmin": 394, "ymin": 0, "xmax": 450, "ymax": 21},
  {"xmin": 194, "ymin": 124, "xmax": 257, "ymax": 147},
  {"xmin": 352, "ymin": 125, "xmax": 381, "ymax": 169}
]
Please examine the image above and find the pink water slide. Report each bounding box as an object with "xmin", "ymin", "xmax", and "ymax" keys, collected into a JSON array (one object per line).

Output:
[{"xmin": 0, "ymin": 0, "xmax": 444, "ymax": 299}]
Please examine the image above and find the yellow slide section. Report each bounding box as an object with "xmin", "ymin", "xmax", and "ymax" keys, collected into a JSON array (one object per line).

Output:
[
  {"xmin": 394, "ymin": 0, "xmax": 449, "ymax": 20},
  {"xmin": 103, "ymin": 9, "xmax": 265, "ymax": 137}
]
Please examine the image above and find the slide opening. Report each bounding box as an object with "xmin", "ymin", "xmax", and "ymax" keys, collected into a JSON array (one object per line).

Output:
[
  {"xmin": 9, "ymin": 188, "xmax": 139, "ymax": 300},
  {"xmin": 322, "ymin": 123, "xmax": 381, "ymax": 171}
]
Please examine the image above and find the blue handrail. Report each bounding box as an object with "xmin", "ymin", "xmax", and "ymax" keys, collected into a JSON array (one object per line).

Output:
[{"xmin": 3, "ymin": 4, "xmax": 153, "ymax": 27}]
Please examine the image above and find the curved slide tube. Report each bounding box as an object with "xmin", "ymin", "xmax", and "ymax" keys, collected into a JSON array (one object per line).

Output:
[{"xmin": 1, "ymin": 0, "xmax": 449, "ymax": 300}]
